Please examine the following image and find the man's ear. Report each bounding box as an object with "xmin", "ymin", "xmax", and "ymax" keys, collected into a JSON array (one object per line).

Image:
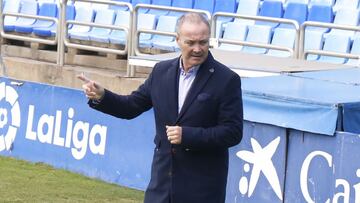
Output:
[{"xmin": 176, "ymin": 35, "xmax": 180, "ymax": 45}]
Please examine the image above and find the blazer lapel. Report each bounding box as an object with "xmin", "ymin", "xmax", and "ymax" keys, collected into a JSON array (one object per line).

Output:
[
  {"xmin": 176, "ymin": 53, "xmax": 215, "ymax": 123},
  {"xmin": 165, "ymin": 57, "xmax": 180, "ymax": 125}
]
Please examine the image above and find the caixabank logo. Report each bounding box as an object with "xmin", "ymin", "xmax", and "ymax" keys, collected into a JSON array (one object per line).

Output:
[{"xmin": 0, "ymin": 82, "xmax": 21, "ymax": 152}]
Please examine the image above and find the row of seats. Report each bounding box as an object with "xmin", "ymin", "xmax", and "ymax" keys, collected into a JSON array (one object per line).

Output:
[{"xmin": 1, "ymin": 0, "xmax": 359, "ymax": 65}]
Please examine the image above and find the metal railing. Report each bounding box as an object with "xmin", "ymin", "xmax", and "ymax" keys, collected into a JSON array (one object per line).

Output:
[
  {"xmin": 130, "ymin": 4, "xmax": 211, "ymax": 76},
  {"xmin": 299, "ymin": 21, "xmax": 360, "ymax": 61},
  {"xmin": 60, "ymin": 0, "xmax": 133, "ymax": 74},
  {"xmin": 212, "ymin": 12, "xmax": 300, "ymax": 58}
]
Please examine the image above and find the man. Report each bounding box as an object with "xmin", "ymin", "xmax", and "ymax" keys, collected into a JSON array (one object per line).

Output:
[{"xmin": 78, "ymin": 12, "xmax": 243, "ymax": 203}]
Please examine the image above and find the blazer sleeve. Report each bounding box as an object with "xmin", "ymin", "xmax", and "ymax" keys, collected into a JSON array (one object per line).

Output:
[
  {"xmin": 181, "ymin": 74, "xmax": 243, "ymax": 150},
  {"xmin": 88, "ymin": 71, "xmax": 153, "ymax": 119}
]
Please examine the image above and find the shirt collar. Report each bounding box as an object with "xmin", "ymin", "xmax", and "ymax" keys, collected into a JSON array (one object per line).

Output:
[{"xmin": 179, "ymin": 58, "xmax": 200, "ymax": 76}]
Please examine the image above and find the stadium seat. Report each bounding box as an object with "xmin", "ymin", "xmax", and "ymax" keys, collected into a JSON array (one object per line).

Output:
[
  {"xmin": 141, "ymin": 15, "xmax": 178, "ymax": 50},
  {"xmin": 267, "ymin": 28, "xmax": 297, "ymax": 57},
  {"xmin": 167, "ymin": 0, "xmax": 193, "ymax": 17},
  {"xmin": 318, "ymin": 34, "xmax": 351, "ymax": 64},
  {"xmin": 333, "ymin": 0, "xmax": 360, "ymax": 12},
  {"xmin": 125, "ymin": 13, "xmax": 157, "ymax": 46},
  {"xmin": 68, "ymin": 7, "xmax": 95, "ymax": 38},
  {"xmin": 217, "ymin": 22, "xmax": 248, "ymax": 51},
  {"xmin": 241, "ymin": 25, "xmax": 272, "ymax": 54},
  {"xmin": 193, "ymin": 0, "xmax": 215, "ymax": 14},
  {"xmin": 109, "ymin": 0, "xmax": 131, "ymax": 11},
  {"xmin": 147, "ymin": 0, "xmax": 172, "ymax": 17},
  {"xmin": 286, "ymin": 0, "xmax": 310, "ymax": 5},
  {"xmin": 306, "ymin": 4, "xmax": 333, "ymax": 33},
  {"xmin": 213, "ymin": 0, "xmax": 237, "ymax": 38},
  {"xmin": 234, "ymin": 0, "xmax": 260, "ymax": 25},
  {"xmin": 309, "ymin": 0, "xmax": 335, "ymax": 7},
  {"xmin": 255, "ymin": 0, "xmax": 284, "ymax": 29},
  {"xmin": 91, "ymin": 10, "xmax": 130, "ymax": 44},
  {"xmin": 70, "ymin": 9, "xmax": 115, "ymax": 41},
  {"xmin": 2, "ymin": 0, "xmax": 21, "ymax": 31},
  {"xmin": 151, "ymin": 16, "xmax": 180, "ymax": 52},
  {"xmin": 33, "ymin": 4, "xmax": 76, "ymax": 37},
  {"xmin": 14, "ymin": 2, "xmax": 57, "ymax": 34},
  {"xmin": 279, "ymin": 2, "xmax": 307, "ymax": 29},
  {"xmin": 5, "ymin": 0, "xmax": 39, "ymax": 32},
  {"xmin": 304, "ymin": 30, "xmax": 324, "ymax": 60},
  {"xmin": 346, "ymin": 37, "xmax": 360, "ymax": 66},
  {"xmin": 132, "ymin": 0, "xmax": 152, "ymax": 13},
  {"xmin": 326, "ymin": 8, "xmax": 360, "ymax": 38}
]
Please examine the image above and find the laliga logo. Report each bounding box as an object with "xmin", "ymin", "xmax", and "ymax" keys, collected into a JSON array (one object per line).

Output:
[
  {"xmin": 0, "ymin": 82, "xmax": 21, "ymax": 152},
  {"xmin": 236, "ymin": 136, "xmax": 283, "ymax": 200}
]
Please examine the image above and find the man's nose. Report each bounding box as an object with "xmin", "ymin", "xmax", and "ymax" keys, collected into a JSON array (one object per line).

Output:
[{"xmin": 192, "ymin": 44, "xmax": 202, "ymax": 53}]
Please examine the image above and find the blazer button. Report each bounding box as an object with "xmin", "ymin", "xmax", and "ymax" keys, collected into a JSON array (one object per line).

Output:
[{"xmin": 168, "ymin": 171, "xmax": 172, "ymax": 177}]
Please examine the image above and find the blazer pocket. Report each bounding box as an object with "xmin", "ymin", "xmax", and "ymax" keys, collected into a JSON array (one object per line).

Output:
[{"xmin": 196, "ymin": 93, "xmax": 211, "ymax": 102}]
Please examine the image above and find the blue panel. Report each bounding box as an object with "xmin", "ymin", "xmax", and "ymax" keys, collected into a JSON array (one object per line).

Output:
[
  {"xmin": 0, "ymin": 77, "xmax": 154, "ymax": 190},
  {"xmin": 285, "ymin": 130, "xmax": 360, "ymax": 202},
  {"xmin": 226, "ymin": 121, "xmax": 287, "ymax": 203},
  {"xmin": 243, "ymin": 75, "xmax": 360, "ymax": 135},
  {"xmin": 291, "ymin": 67, "xmax": 360, "ymax": 85}
]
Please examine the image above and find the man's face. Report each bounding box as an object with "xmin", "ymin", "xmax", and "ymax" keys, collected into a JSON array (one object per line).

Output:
[{"xmin": 176, "ymin": 21, "xmax": 210, "ymax": 70}]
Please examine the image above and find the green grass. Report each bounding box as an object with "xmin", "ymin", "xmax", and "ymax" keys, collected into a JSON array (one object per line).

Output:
[{"xmin": 0, "ymin": 156, "xmax": 145, "ymax": 202}]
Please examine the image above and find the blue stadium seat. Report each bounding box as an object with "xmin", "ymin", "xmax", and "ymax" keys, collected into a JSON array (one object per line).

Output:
[
  {"xmin": 151, "ymin": 16, "xmax": 179, "ymax": 52},
  {"xmin": 70, "ymin": 9, "xmax": 115, "ymax": 41},
  {"xmin": 126, "ymin": 13, "xmax": 157, "ymax": 46},
  {"xmin": 255, "ymin": 0, "xmax": 283, "ymax": 29},
  {"xmin": 147, "ymin": 0, "xmax": 172, "ymax": 17},
  {"xmin": 88, "ymin": 9, "xmax": 117, "ymax": 42},
  {"xmin": 193, "ymin": 0, "xmax": 215, "ymax": 14},
  {"xmin": 267, "ymin": 28, "xmax": 297, "ymax": 57},
  {"xmin": 217, "ymin": 22, "xmax": 248, "ymax": 51},
  {"xmin": 141, "ymin": 15, "xmax": 178, "ymax": 49},
  {"xmin": 90, "ymin": 10, "xmax": 130, "ymax": 44},
  {"xmin": 234, "ymin": 0, "xmax": 260, "ymax": 25},
  {"xmin": 326, "ymin": 8, "xmax": 359, "ymax": 38},
  {"xmin": 14, "ymin": 2, "xmax": 57, "ymax": 34},
  {"xmin": 33, "ymin": 4, "xmax": 76, "ymax": 37},
  {"xmin": 132, "ymin": 0, "xmax": 151, "ymax": 13},
  {"xmin": 278, "ymin": 2, "xmax": 307, "ymax": 29},
  {"xmin": 3, "ymin": 0, "xmax": 21, "ymax": 31},
  {"xmin": 304, "ymin": 30, "xmax": 324, "ymax": 60},
  {"xmin": 306, "ymin": 4, "xmax": 333, "ymax": 33},
  {"xmin": 318, "ymin": 34, "xmax": 351, "ymax": 64},
  {"xmin": 333, "ymin": 0, "xmax": 360, "ymax": 12},
  {"xmin": 168, "ymin": 0, "xmax": 193, "ymax": 17},
  {"xmin": 68, "ymin": 7, "xmax": 95, "ymax": 38},
  {"xmin": 346, "ymin": 37, "xmax": 360, "ymax": 66},
  {"xmin": 214, "ymin": 0, "xmax": 237, "ymax": 37},
  {"xmin": 109, "ymin": 0, "xmax": 131, "ymax": 11},
  {"xmin": 5, "ymin": 0, "xmax": 39, "ymax": 32},
  {"xmin": 241, "ymin": 25, "xmax": 272, "ymax": 54},
  {"xmin": 309, "ymin": 0, "xmax": 335, "ymax": 7}
]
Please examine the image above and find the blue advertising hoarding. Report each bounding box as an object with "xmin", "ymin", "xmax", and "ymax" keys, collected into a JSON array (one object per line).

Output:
[
  {"xmin": 0, "ymin": 77, "xmax": 154, "ymax": 190},
  {"xmin": 2, "ymin": 69, "xmax": 360, "ymax": 202}
]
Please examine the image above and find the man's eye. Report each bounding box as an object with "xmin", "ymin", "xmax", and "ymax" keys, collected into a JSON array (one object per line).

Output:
[{"xmin": 185, "ymin": 41, "xmax": 194, "ymax": 46}]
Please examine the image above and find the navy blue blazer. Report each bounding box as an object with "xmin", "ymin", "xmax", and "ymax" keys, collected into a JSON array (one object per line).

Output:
[{"xmin": 90, "ymin": 52, "xmax": 243, "ymax": 203}]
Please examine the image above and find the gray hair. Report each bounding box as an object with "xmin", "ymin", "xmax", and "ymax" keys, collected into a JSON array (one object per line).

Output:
[{"xmin": 176, "ymin": 12, "xmax": 211, "ymax": 35}]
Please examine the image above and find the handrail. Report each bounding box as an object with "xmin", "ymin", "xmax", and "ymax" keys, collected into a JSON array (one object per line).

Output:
[
  {"xmin": 64, "ymin": 20, "xmax": 129, "ymax": 55},
  {"xmin": 1, "ymin": 12, "xmax": 58, "ymax": 45},
  {"xmin": 299, "ymin": 21, "xmax": 360, "ymax": 60},
  {"xmin": 60, "ymin": 0, "xmax": 133, "ymax": 71},
  {"xmin": 212, "ymin": 12, "xmax": 300, "ymax": 58},
  {"xmin": 130, "ymin": 4, "xmax": 211, "ymax": 76}
]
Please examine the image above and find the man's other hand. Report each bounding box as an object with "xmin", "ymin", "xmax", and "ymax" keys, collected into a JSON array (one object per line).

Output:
[{"xmin": 77, "ymin": 73, "xmax": 105, "ymax": 101}]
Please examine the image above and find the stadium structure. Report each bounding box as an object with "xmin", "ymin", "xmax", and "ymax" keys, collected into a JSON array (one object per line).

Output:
[{"xmin": 0, "ymin": 0, "xmax": 360, "ymax": 202}]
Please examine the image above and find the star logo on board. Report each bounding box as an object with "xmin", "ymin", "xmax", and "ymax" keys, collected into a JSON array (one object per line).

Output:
[
  {"xmin": 236, "ymin": 136, "xmax": 282, "ymax": 200},
  {"xmin": 0, "ymin": 82, "xmax": 21, "ymax": 152}
]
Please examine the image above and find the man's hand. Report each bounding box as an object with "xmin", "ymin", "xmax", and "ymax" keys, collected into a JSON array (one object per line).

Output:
[
  {"xmin": 77, "ymin": 73, "xmax": 105, "ymax": 101},
  {"xmin": 166, "ymin": 125, "xmax": 182, "ymax": 144}
]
